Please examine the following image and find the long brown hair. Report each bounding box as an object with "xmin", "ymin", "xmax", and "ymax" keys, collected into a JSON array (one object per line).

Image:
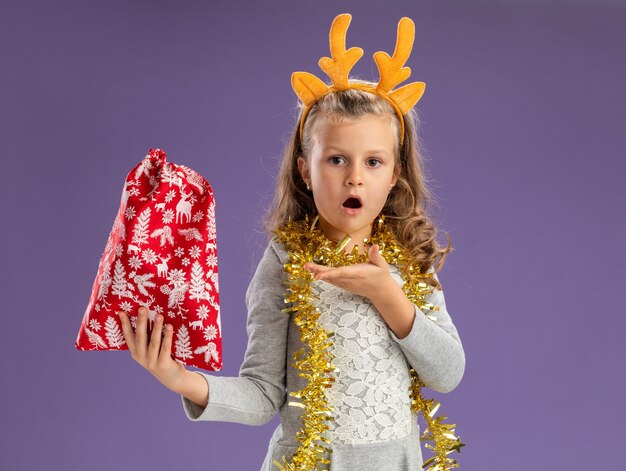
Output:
[{"xmin": 263, "ymin": 82, "xmax": 452, "ymax": 285}]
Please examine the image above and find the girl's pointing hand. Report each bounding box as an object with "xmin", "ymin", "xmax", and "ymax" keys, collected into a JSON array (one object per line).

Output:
[{"xmin": 304, "ymin": 244, "xmax": 395, "ymax": 300}]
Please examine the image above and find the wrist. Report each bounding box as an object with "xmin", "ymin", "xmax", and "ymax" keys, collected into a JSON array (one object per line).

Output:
[
  {"xmin": 179, "ymin": 369, "xmax": 197, "ymax": 392},
  {"xmin": 177, "ymin": 369, "xmax": 209, "ymax": 407},
  {"xmin": 368, "ymin": 274, "xmax": 400, "ymax": 305},
  {"xmin": 368, "ymin": 275, "xmax": 416, "ymax": 339}
]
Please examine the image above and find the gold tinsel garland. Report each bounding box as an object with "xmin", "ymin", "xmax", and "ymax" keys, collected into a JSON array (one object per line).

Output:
[{"xmin": 272, "ymin": 215, "xmax": 464, "ymax": 471}]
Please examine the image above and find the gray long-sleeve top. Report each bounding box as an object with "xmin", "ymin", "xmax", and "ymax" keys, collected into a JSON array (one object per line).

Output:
[{"xmin": 181, "ymin": 238, "xmax": 465, "ymax": 470}]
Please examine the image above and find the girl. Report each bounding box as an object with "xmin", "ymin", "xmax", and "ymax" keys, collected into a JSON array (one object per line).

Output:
[{"xmin": 118, "ymin": 14, "xmax": 465, "ymax": 471}]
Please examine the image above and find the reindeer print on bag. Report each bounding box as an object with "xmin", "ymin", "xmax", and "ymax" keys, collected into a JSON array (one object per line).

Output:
[
  {"xmin": 176, "ymin": 191, "xmax": 193, "ymax": 224},
  {"xmin": 75, "ymin": 148, "xmax": 223, "ymax": 371}
]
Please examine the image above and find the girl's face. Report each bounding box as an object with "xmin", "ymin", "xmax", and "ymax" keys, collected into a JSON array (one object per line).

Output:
[{"xmin": 298, "ymin": 113, "xmax": 398, "ymax": 245}]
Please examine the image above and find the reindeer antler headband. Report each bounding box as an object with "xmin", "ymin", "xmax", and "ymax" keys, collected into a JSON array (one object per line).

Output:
[{"xmin": 292, "ymin": 13, "xmax": 426, "ymax": 145}]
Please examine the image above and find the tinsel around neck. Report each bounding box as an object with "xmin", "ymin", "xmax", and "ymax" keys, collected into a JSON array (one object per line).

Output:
[{"xmin": 272, "ymin": 214, "xmax": 464, "ymax": 471}]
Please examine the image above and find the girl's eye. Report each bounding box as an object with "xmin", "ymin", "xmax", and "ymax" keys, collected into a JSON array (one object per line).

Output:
[
  {"xmin": 329, "ymin": 156, "xmax": 345, "ymax": 165},
  {"xmin": 366, "ymin": 158, "xmax": 382, "ymax": 167}
]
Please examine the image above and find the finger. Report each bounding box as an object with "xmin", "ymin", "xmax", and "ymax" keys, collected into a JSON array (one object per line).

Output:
[
  {"xmin": 159, "ymin": 323, "xmax": 175, "ymax": 365},
  {"xmin": 118, "ymin": 311, "xmax": 137, "ymax": 354},
  {"xmin": 135, "ymin": 306, "xmax": 149, "ymax": 357},
  {"xmin": 304, "ymin": 262, "xmax": 333, "ymax": 276},
  {"xmin": 148, "ymin": 314, "xmax": 164, "ymax": 364},
  {"xmin": 316, "ymin": 265, "xmax": 354, "ymax": 282}
]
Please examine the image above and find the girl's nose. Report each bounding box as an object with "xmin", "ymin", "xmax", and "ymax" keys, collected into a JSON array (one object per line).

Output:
[{"xmin": 346, "ymin": 165, "xmax": 364, "ymax": 186}]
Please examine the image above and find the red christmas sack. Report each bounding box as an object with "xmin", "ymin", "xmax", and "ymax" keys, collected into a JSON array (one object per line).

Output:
[{"xmin": 75, "ymin": 148, "xmax": 222, "ymax": 371}]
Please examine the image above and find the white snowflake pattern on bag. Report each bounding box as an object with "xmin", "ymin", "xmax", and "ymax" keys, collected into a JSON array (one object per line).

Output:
[{"xmin": 76, "ymin": 148, "xmax": 222, "ymax": 371}]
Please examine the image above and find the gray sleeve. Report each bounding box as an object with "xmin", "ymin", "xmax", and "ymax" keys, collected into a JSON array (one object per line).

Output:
[
  {"xmin": 388, "ymin": 270, "xmax": 466, "ymax": 393},
  {"xmin": 180, "ymin": 240, "xmax": 290, "ymax": 425}
]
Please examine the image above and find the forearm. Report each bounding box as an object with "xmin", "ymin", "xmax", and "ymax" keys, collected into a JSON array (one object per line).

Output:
[
  {"xmin": 369, "ymin": 277, "xmax": 416, "ymax": 339},
  {"xmin": 369, "ymin": 275, "xmax": 465, "ymax": 392},
  {"xmin": 180, "ymin": 373, "xmax": 287, "ymax": 425},
  {"xmin": 177, "ymin": 370, "xmax": 209, "ymax": 408},
  {"xmin": 396, "ymin": 307, "xmax": 465, "ymax": 392}
]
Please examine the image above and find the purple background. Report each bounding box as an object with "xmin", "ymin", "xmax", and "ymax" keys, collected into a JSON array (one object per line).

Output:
[{"xmin": 2, "ymin": 0, "xmax": 625, "ymax": 469}]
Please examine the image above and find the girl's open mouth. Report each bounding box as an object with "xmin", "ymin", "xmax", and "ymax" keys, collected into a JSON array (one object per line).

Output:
[{"xmin": 342, "ymin": 197, "xmax": 362, "ymax": 209}]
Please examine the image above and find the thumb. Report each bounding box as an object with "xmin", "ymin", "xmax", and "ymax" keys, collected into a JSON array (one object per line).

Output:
[{"xmin": 368, "ymin": 244, "xmax": 387, "ymax": 267}]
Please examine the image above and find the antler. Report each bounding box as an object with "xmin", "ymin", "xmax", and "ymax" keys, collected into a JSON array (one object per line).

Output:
[
  {"xmin": 291, "ymin": 14, "xmax": 364, "ymax": 105},
  {"xmin": 374, "ymin": 17, "xmax": 425, "ymax": 113},
  {"xmin": 374, "ymin": 17, "xmax": 414, "ymax": 93},
  {"xmin": 318, "ymin": 13, "xmax": 363, "ymax": 89}
]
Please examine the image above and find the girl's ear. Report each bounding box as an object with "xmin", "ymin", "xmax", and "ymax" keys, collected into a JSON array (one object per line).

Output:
[
  {"xmin": 391, "ymin": 164, "xmax": 400, "ymax": 188},
  {"xmin": 297, "ymin": 156, "xmax": 310, "ymax": 182}
]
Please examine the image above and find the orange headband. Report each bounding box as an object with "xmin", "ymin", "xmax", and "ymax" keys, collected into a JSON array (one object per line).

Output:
[{"xmin": 291, "ymin": 13, "xmax": 426, "ymax": 146}]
